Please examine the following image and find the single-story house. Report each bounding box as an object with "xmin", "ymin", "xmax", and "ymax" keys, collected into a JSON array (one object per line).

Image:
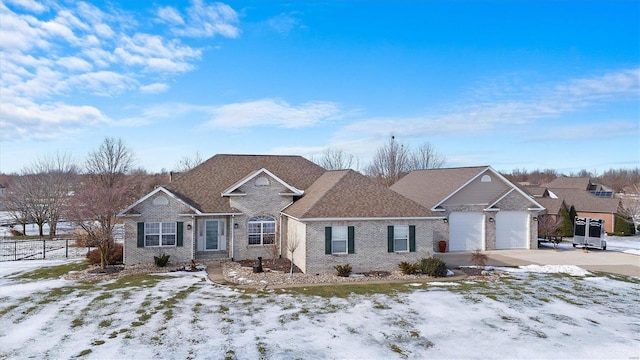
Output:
[
  {"xmin": 118, "ymin": 156, "xmax": 545, "ymax": 274},
  {"xmin": 117, "ymin": 154, "xmax": 439, "ymax": 274},
  {"xmin": 390, "ymin": 166, "xmax": 545, "ymax": 251}
]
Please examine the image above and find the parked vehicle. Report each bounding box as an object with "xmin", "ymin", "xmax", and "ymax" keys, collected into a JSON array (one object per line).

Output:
[{"xmin": 573, "ymin": 217, "xmax": 606, "ymax": 250}]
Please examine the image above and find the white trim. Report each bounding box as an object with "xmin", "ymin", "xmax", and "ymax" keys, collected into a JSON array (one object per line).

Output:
[
  {"xmin": 221, "ymin": 168, "xmax": 304, "ymax": 196},
  {"xmin": 282, "ymin": 213, "xmax": 439, "ymax": 222},
  {"xmin": 117, "ymin": 187, "xmax": 201, "ymax": 216},
  {"xmin": 181, "ymin": 212, "xmax": 242, "ymax": 217}
]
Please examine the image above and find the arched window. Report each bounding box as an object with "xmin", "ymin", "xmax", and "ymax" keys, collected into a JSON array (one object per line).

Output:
[{"xmin": 248, "ymin": 215, "xmax": 276, "ymax": 245}]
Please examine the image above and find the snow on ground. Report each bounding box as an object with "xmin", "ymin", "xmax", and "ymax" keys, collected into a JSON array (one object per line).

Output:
[{"xmin": 0, "ymin": 260, "xmax": 638, "ymax": 359}]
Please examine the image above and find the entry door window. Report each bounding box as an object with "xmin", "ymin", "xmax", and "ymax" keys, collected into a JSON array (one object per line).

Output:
[{"xmin": 205, "ymin": 220, "xmax": 219, "ymax": 250}]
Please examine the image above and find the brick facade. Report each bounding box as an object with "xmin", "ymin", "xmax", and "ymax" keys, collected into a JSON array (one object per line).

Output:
[
  {"xmin": 123, "ymin": 192, "xmax": 194, "ymax": 265},
  {"xmin": 286, "ymin": 218, "xmax": 435, "ymax": 275}
]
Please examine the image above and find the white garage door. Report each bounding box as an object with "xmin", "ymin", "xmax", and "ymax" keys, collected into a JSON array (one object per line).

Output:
[
  {"xmin": 496, "ymin": 211, "xmax": 529, "ymax": 249},
  {"xmin": 449, "ymin": 212, "xmax": 484, "ymax": 251}
]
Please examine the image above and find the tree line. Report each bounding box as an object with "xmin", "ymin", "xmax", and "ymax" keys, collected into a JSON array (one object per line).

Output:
[{"xmin": 1, "ymin": 136, "xmax": 638, "ymax": 268}]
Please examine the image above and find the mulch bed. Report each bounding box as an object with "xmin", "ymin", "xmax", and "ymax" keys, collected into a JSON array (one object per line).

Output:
[
  {"xmin": 459, "ymin": 267, "xmax": 484, "ymax": 276},
  {"xmin": 237, "ymin": 258, "xmax": 303, "ymax": 273}
]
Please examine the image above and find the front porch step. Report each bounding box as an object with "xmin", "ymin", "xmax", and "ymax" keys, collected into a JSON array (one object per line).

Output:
[{"xmin": 195, "ymin": 251, "xmax": 229, "ymax": 261}]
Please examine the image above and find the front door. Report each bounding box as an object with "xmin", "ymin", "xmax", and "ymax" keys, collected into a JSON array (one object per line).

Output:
[{"xmin": 198, "ymin": 219, "xmax": 226, "ymax": 251}]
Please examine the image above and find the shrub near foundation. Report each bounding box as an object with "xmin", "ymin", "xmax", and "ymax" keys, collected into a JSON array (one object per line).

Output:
[
  {"xmin": 87, "ymin": 244, "xmax": 123, "ymax": 266},
  {"xmin": 419, "ymin": 257, "xmax": 448, "ymax": 277},
  {"xmin": 334, "ymin": 264, "xmax": 353, "ymax": 277}
]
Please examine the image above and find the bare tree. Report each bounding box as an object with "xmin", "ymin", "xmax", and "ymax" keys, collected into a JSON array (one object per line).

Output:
[
  {"xmin": 287, "ymin": 237, "xmax": 300, "ymax": 276},
  {"xmin": 30, "ymin": 153, "xmax": 78, "ymax": 237},
  {"xmin": 314, "ymin": 148, "xmax": 358, "ymax": 170},
  {"xmin": 410, "ymin": 142, "xmax": 445, "ymax": 170},
  {"xmin": 86, "ymin": 137, "xmax": 134, "ymax": 188},
  {"xmin": 365, "ymin": 136, "xmax": 413, "ymax": 187},
  {"xmin": 5, "ymin": 174, "xmax": 49, "ymax": 237},
  {"xmin": 69, "ymin": 137, "xmax": 137, "ymax": 269},
  {"xmin": 174, "ymin": 151, "xmax": 204, "ymax": 173}
]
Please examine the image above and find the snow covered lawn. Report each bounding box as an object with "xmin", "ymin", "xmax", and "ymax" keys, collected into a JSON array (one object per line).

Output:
[{"xmin": 0, "ymin": 260, "xmax": 638, "ymax": 359}]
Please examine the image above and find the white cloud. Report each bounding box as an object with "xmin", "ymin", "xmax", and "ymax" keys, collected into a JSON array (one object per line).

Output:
[
  {"xmin": 340, "ymin": 68, "xmax": 640, "ymax": 141},
  {"xmin": 205, "ymin": 99, "xmax": 343, "ymax": 129},
  {"xmin": 3, "ymin": 0, "xmax": 46, "ymax": 13},
  {"xmin": 157, "ymin": 6, "xmax": 185, "ymax": 25},
  {"xmin": 267, "ymin": 13, "xmax": 302, "ymax": 34},
  {"xmin": 140, "ymin": 82, "xmax": 170, "ymax": 94},
  {"xmin": 2, "ymin": 1, "xmax": 230, "ymax": 141},
  {"xmin": 159, "ymin": 0, "xmax": 240, "ymax": 38},
  {"xmin": 0, "ymin": 99, "xmax": 110, "ymax": 141}
]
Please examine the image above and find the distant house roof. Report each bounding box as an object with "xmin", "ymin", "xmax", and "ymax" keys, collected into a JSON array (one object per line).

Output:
[
  {"xmin": 535, "ymin": 197, "xmax": 565, "ymax": 216},
  {"xmin": 283, "ymin": 170, "xmax": 434, "ymax": 220},
  {"xmin": 521, "ymin": 185, "xmax": 549, "ymax": 198},
  {"xmin": 549, "ymin": 188, "xmax": 620, "ymax": 214},
  {"xmin": 546, "ymin": 177, "xmax": 592, "ymax": 191},
  {"xmin": 163, "ymin": 154, "xmax": 326, "ymax": 213}
]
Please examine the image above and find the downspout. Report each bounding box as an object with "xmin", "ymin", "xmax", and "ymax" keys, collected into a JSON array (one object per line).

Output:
[
  {"xmin": 191, "ymin": 215, "xmax": 195, "ymax": 261},
  {"xmin": 279, "ymin": 199, "xmax": 294, "ymax": 259},
  {"xmin": 230, "ymin": 214, "xmax": 234, "ymax": 261}
]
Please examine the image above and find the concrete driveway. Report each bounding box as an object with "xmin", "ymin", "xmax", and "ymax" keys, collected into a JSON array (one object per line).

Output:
[{"xmin": 437, "ymin": 244, "xmax": 640, "ymax": 277}]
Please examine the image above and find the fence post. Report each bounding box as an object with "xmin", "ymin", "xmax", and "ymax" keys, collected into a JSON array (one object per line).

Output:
[
  {"xmin": 43, "ymin": 239, "xmax": 46, "ymax": 259},
  {"xmin": 14, "ymin": 241, "xmax": 17, "ymax": 261}
]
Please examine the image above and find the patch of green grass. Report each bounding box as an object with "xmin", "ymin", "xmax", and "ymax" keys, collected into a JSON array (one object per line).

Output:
[
  {"xmin": 373, "ymin": 300, "xmax": 390, "ymax": 310},
  {"xmin": 164, "ymin": 309, "xmax": 174, "ymax": 322},
  {"xmin": 71, "ymin": 317, "xmax": 84, "ymax": 328},
  {"xmin": 288, "ymin": 282, "xmax": 411, "ymax": 298},
  {"xmin": 77, "ymin": 349, "xmax": 92, "ymax": 357},
  {"xmin": 389, "ymin": 344, "xmax": 406, "ymax": 357},
  {"xmin": 218, "ymin": 305, "xmax": 229, "ymax": 314},
  {"xmin": 0, "ymin": 304, "xmax": 19, "ymax": 318},
  {"xmin": 597, "ymin": 272, "xmax": 640, "ymax": 284},
  {"xmin": 15, "ymin": 261, "xmax": 87, "ymax": 280},
  {"xmin": 98, "ymin": 319, "xmax": 112, "ymax": 327},
  {"xmin": 409, "ymin": 330, "xmax": 420, "ymax": 338},
  {"xmin": 101, "ymin": 275, "xmax": 165, "ymax": 290},
  {"xmin": 92, "ymin": 340, "xmax": 105, "ymax": 346},
  {"xmin": 37, "ymin": 287, "xmax": 75, "ymax": 304},
  {"xmin": 108, "ymin": 331, "xmax": 119, "ymax": 339},
  {"xmin": 256, "ymin": 340, "xmax": 267, "ymax": 356}
]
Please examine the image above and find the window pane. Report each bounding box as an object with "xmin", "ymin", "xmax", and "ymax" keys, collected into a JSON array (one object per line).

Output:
[
  {"xmin": 162, "ymin": 234, "xmax": 176, "ymax": 246},
  {"xmin": 248, "ymin": 222, "xmax": 261, "ymax": 234},
  {"xmin": 263, "ymin": 233, "xmax": 275, "ymax": 245},
  {"xmin": 333, "ymin": 240, "xmax": 347, "ymax": 254},
  {"xmin": 332, "ymin": 226, "xmax": 347, "ymax": 241},
  {"xmin": 162, "ymin": 222, "xmax": 176, "ymax": 233},
  {"xmin": 145, "ymin": 235, "xmax": 159, "ymax": 247},
  {"xmin": 263, "ymin": 222, "xmax": 275, "ymax": 234},
  {"xmin": 248, "ymin": 234, "xmax": 261, "ymax": 245},
  {"xmin": 394, "ymin": 226, "xmax": 408, "ymax": 239},
  {"xmin": 145, "ymin": 222, "xmax": 159, "ymax": 234},
  {"xmin": 395, "ymin": 238, "xmax": 408, "ymax": 252}
]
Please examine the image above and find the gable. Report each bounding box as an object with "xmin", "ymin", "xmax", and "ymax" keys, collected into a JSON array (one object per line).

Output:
[
  {"xmin": 440, "ymin": 172, "xmax": 509, "ymax": 206},
  {"xmin": 118, "ymin": 187, "xmax": 200, "ymax": 217}
]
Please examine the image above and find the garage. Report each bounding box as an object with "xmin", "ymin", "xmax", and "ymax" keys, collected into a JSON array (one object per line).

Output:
[
  {"xmin": 496, "ymin": 211, "xmax": 529, "ymax": 249},
  {"xmin": 448, "ymin": 212, "xmax": 484, "ymax": 251}
]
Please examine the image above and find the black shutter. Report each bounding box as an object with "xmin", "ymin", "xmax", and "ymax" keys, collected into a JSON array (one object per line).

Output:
[
  {"xmin": 347, "ymin": 226, "xmax": 355, "ymax": 254},
  {"xmin": 176, "ymin": 222, "xmax": 184, "ymax": 247},
  {"xmin": 325, "ymin": 227, "xmax": 332, "ymax": 254},
  {"xmin": 387, "ymin": 226, "xmax": 394, "ymax": 253},
  {"xmin": 137, "ymin": 222, "xmax": 145, "ymax": 248},
  {"xmin": 409, "ymin": 225, "xmax": 416, "ymax": 252}
]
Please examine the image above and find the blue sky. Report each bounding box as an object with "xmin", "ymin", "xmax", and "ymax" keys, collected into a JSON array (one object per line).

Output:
[{"xmin": 1, "ymin": 0, "xmax": 638, "ymax": 175}]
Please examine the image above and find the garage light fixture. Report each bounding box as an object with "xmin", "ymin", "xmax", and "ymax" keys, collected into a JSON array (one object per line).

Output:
[
  {"xmin": 533, "ymin": 217, "xmax": 538, "ymax": 221},
  {"xmin": 443, "ymin": 218, "xmax": 448, "ymax": 223},
  {"xmin": 489, "ymin": 217, "xmax": 494, "ymax": 222},
  {"xmin": 186, "ymin": 223, "xmax": 192, "ymax": 230}
]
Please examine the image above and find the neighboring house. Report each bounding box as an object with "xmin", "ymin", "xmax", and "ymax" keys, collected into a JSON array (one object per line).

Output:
[
  {"xmin": 391, "ymin": 166, "xmax": 545, "ymax": 251},
  {"xmin": 118, "ymin": 154, "xmax": 438, "ymax": 274},
  {"xmin": 545, "ymin": 177, "xmax": 622, "ymax": 233}
]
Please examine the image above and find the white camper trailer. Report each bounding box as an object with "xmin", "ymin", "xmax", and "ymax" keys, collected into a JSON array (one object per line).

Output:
[{"xmin": 573, "ymin": 217, "xmax": 606, "ymax": 250}]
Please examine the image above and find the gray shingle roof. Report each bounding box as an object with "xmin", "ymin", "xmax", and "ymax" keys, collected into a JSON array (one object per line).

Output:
[
  {"xmin": 546, "ymin": 177, "xmax": 592, "ymax": 190},
  {"xmin": 283, "ymin": 170, "xmax": 434, "ymax": 219},
  {"xmin": 164, "ymin": 154, "xmax": 326, "ymax": 213},
  {"xmin": 548, "ymin": 188, "xmax": 620, "ymax": 214},
  {"xmin": 390, "ymin": 166, "xmax": 489, "ymax": 209}
]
